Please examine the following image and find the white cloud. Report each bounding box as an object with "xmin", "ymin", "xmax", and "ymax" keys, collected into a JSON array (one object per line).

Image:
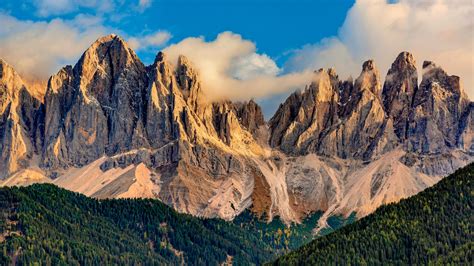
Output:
[
  {"xmin": 286, "ymin": 0, "xmax": 474, "ymax": 99},
  {"xmin": 230, "ymin": 53, "xmax": 280, "ymax": 80},
  {"xmin": 128, "ymin": 31, "xmax": 172, "ymax": 51},
  {"xmin": 0, "ymin": 13, "xmax": 109, "ymax": 80},
  {"xmin": 285, "ymin": 37, "xmax": 359, "ymax": 81},
  {"xmin": 0, "ymin": 13, "xmax": 171, "ymax": 81},
  {"xmin": 163, "ymin": 32, "xmax": 312, "ymax": 101}
]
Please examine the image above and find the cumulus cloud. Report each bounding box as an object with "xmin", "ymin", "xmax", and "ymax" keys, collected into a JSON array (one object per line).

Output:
[
  {"xmin": 286, "ymin": 0, "xmax": 474, "ymax": 99},
  {"xmin": 0, "ymin": 13, "xmax": 109, "ymax": 80},
  {"xmin": 128, "ymin": 31, "xmax": 172, "ymax": 51},
  {"xmin": 163, "ymin": 32, "xmax": 313, "ymax": 101}
]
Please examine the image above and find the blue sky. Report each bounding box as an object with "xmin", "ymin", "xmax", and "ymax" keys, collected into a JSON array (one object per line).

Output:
[
  {"xmin": 0, "ymin": 0, "xmax": 472, "ymax": 117},
  {"xmin": 132, "ymin": 0, "xmax": 354, "ymax": 64},
  {"xmin": 1, "ymin": 0, "xmax": 354, "ymax": 65}
]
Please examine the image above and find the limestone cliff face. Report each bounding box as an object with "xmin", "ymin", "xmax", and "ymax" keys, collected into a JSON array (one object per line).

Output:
[
  {"xmin": 407, "ymin": 61, "xmax": 471, "ymax": 154},
  {"xmin": 42, "ymin": 35, "xmax": 149, "ymax": 170},
  {"xmin": 0, "ymin": 38, "xmax": 472, "ymax": 227},
  {"xmin": 269, "ymin": 68, "xmax": 339, "ymax": 156},
  {"xmin": 458, "ymin": 103, "xmax": 474, "ymax": 152},
  {"xmin": 0, "ymin": 59, "xmax": 43, "ymax": 179},
  {"xmin": 269, "ymin": 61, "xmax": 392, "ymax": 160},
  {"xmin": 270, "ymin": 52, "xmax": 472, "ymax": 163},
  {"xmin": 331, "ymin": 60, "xmax": 391, "ymax": 160},
  {"xmin": 382, "ymin": 52, "xmax": 418, "ymax": 140},
  {"xmin": 233, "ymin": 100, "xmax": 265, "ymax": 135}
]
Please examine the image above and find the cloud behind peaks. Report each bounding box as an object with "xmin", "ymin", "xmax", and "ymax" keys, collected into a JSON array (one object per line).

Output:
[
  {"xmin": 0, "ymin": 13, "xmax": 109, "ymax": 80},
  {"xmin": 163, "ymin": 32, "xmax": 312, "ymax": 101},
  {"xmin": 287, "ymin": 0, "xmax": 474, "ymax": 98}
]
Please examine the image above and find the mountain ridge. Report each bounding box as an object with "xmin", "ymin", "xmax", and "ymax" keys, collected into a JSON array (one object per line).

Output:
[{"xmin": 0, "ymin": 34, "xmax": 472, "ymax": 228}]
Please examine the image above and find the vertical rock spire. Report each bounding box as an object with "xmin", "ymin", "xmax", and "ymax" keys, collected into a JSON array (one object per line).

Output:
[
  {"xmin": 407, "ymin": 60, "xmax": 470, "ymax": 153},
  {"xmin": 354, "ymin": 59, "xmax": 382, "ymax": 97},
  {"xmin": 382, "ymin": 51, "xmax": 418, "ymax": 140}
]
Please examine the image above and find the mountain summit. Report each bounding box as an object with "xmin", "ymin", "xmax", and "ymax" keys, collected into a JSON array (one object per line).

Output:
[{"xmin": 0, "ymin": 36, "xmax": 472, "ymax": 228}]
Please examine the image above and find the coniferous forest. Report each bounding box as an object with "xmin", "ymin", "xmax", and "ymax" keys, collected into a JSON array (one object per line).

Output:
[
  {"xmin": 0, "ymin": 184, "xmax": 276, "ymax": 265},
  {"xmin": 0, "ymin": 164, "xmax": 472, "ymax": 265},
  {"xmin": 272, "ymin": 163, "xmax": 474, "ymax": 265}
]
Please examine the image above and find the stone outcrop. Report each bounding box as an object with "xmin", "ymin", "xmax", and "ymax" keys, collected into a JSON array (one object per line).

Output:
[
  {"xmin": 268, "ymin": 68, "xmax": 339, "ymax": 156},
  {"xmin": 234, "ymin": 100, "xmax": 265, "ymax": 135},
  {"xmin": 407, "ymin": 61, "xmax": 471, "ymax": 154},
  {"xmin": 382, "ymin": 51, "xmax": 418, "ymax": 140},
  {"xmin": 42, "ymin": 35, "xmax": 149, "ymax": 170},
  {"xmin": 0, "ymin": 59, "xmax": 43, "ymax": 179}
]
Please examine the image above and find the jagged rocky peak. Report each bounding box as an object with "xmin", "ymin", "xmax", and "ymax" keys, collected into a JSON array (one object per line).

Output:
[
  {"xmin": 406, "ymin": 60, "xmax": 471, "ymax": 154},
  {"xmin": 84, "ymin": 34, "xmax": 137, "ymax": 61},
  {"xmin": 152, "ymin": 51, "xmax": 174, "ymax": 78},
  {"xmin": 75, "ymin": 34, "xmax": 146, "ymax": 99},
  {"xmin": 382, "ymin": 51, "xmax": 418, "ymax": 140},
  {"xmin": 176, "ymin": 55, "xmax": 206, "ymax": 112},
  {"xmin": 418, "ymin": 60, "xmax": 464, "ymax": 99},
  {"xmin": 354, "ymin": 59, "xmax": 381, "ymax": 96},
  {"xmin": 268, "ymin": 69, "xmax": 340, "ymax": 154},
  {"xmin": 0, "ymin": 59, "xmax": 26, "ymax": 97},
  {"xmin": 309, "ymin": 68, "xmax": 340, "ymax": 102},
  {"xmin": 0, "ymin": 59, "xmax": 47, "ymax": 104},
  {"xmin": 148, "ymin": 51, "xmax": 176, "ymax": 94},
  {"xmin": 40, "ymin": 34, "xmax": 151, "ymax": 170},
  {"xmin": 176, "ymin": 55, "xmax": 199, "ymax": 95},
  {"xmin": 340, "ymin": 59, "xmax": 383, "ymax": 115},
  {"xmin": 233, "ymin": 99, "xmax": 265, "ymax": 135},
  {"xmin": 418, "ymin": 60, "xmax": 468, "ymax": 110},
  {"xmin": 268, "ymin": 90, "xmax": 303, "ymax": 148},
  {"xmin": 0, "ymin": 58, "xmax": 43, "ymax": 179}
]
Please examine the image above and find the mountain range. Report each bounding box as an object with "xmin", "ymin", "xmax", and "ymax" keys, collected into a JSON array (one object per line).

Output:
[{"xmin": 0, "ymin": 34, "xmax": 472, "ymax": 229}]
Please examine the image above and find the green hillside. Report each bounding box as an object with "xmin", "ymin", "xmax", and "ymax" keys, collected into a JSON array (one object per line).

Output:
[
  {"xmin": 1, "ymin": 163, "xmax": 472, "ymax": 265},
  {"xmin": 0, "ymin": 184, "xmax": 275, "ymax": 265},
  {"xmin": 272, "ymin": 163, "xmax": 474, "ymax": 265}
]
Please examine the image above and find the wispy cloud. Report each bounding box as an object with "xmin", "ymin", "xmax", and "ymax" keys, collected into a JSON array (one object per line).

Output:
[{"xmin": 128, "ymin": 31, "xmax": 172, "ymax": 51}]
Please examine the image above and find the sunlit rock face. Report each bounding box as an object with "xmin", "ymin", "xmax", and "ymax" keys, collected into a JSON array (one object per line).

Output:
[
  {"xmin": 269, "ymin": 61, "xmax": 393, "ymax": 161},
  {"xmin": 0, "ymin": 59, "xmax": 43, "ymax": 179},
  {"xmin": 1, "ymin": 37, "xmax": 473, "ymax": 228}
]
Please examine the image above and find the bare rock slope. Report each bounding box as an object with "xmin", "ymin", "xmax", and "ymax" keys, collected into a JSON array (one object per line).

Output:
[{"xmin": 1, "ymin": 35, "xmax": 472, "ymax": 229}]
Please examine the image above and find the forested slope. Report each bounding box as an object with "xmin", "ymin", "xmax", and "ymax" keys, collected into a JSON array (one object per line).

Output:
[
  {"xmin": 273, "ymin": 163, "xmax": 474, "ymax": 265},
  {"xmin": 0, "ymin": 184, "xmax": 274, "ymax": 265}
]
